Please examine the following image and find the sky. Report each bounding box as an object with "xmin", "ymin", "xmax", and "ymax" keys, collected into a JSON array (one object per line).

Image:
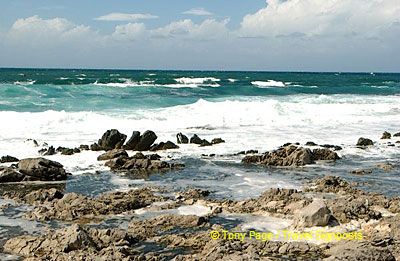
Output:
[{"xmin": 0, "ymin": 0, "xmax": 399, "ymax": 72}]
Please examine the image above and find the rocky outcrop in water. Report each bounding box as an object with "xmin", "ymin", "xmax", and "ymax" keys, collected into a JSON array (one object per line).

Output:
[
  {"xmin": 190, "ymin": 134, "xmax": 203, "ymax": 144},
  {"xmin": 97, "ymin": 149, "xmax": 128, "ymax": 161},
  {"xmin": 177, "ymin": 133, "xmax": 189, "ymax": 144},
  {"xmin": 0, "ymin": 155, "xmax": 19, "ymax": 163},
  {"xmin": 357, "ymin": 137, "xmax": 374, "ymax": 146},
  {"xmin": 242, "ymin": 145, "xmax": 340, "ymax": 167},
  {"xmin": 0, "ymin": 166, "xmax": 25, "ymax": 183},
  {"xmin": 97, "ymin": 129, "xmax": 127, "ymax": 150},
  {"xmin": 18, "ymin": 158, "xmax": 69, "ymax": 181},
  {"xmin": 382, "ymin": 131, "xmax": 392, "ymax": 139},
  {"xmin": 150, "ymin": 141, "xmax": 179, "ymax": 151}
]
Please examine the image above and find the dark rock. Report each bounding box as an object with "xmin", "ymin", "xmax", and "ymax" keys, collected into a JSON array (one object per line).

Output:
[
  {"xmin": 98, "ymin": 129, "xmax": 127, "ymax": 151},
  {"xmin": 135, "ymin": 130, "xmax": 157, "ymax": 151},
  {"xmin": 321, "ymin": 144, "xmax": 343, "ymax": 151},
  {"xmin": 150, "ymin": 141, "xmax": 179, "ymax": 151},
  {"xmin": 393, "ymin": 132, "xmax": 400, "ymax": 137},
  {"xmin": 90, "ymin": 143, "xmax": 102, "ymax": 151},
  {"xmin": 132, "ymin": 152, "xmax": 146, "ymax": 159},
  {"xmin": 42, "ymin": 146, "xmax": 56, "ymax": 156},
  {"xmin": 79, "ymin": 144, "xmax": 90, "ymax": 150},
  {"xmin": 190, "ymin": 134, "xmax": 203, "ymax": 144},
  {"xmin": 177, "ymin": 133, "xmax": 189, "ymax": 144},
  {"xmin": 26, "ymin": 139, "xmax": 39, "ymax": 147},
  {"xmin": 351, "ymin": 169, "xmax": 373, "ymax": 175},
  {"xmin": 246, "ymin": 150, "xmax": 259, "ymax": 154},
  {"xmin": 0, "ymin": 155, "xmax": 19, "ymax": 163},
  {"xmin": 199, "ymin": 139, "xmax": 212, "ymax": 147},
  {"xmin": 312, "ymin": 148, "xmax": 340, "ymax": 161},
  {"xmin": 0, "ymin": 166, "xmax": 24, "ymax": 183},
  {"xmin": 237, "ymin": 151, "xmax": 245, "ymax": 155},
  {"xmin": 61, "ymin": 148, "xmax": 74, "ymax": 155},
  {"xmin": 357, "ymin": 137, "xmax": 373, "ymax": 146},
  {"xmin": 105, "ymin": 154, "xmax": 182, "ymax": 172},
  {"xmin": 18, "ymin": 158, "xmax": 68, "ymax": 181},
  {"xmin": 146, "ymin": 154, "xmax": 161, "ymax": 160},
  {"xmin": 97, "ymin": 149, "xmax": 128, "ymax": 161},
  {"xmin": 381, "ymin": 131, "xmax": 391, "ymax": 139},
  {"xmin": 73, "ymin": 148, "xmax": 81, "ymax": 153},
  {"xmin": 211, "ymin": 138, "xmax": 225, "ymax": 145},
  {"xmin": 123, "ymin": 131, "xmax": 141, "ymax": 150},
  {"xmin": 305, "ymin": 141, "xmax": 318, "ymax": 146}
]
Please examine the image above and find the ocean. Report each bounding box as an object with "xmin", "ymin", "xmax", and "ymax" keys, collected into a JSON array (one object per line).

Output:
[{"xmin": 0, "ymin": 68, "xmax": 400, "ymax": 199}]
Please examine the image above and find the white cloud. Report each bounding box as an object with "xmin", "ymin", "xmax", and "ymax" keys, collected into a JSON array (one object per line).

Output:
[
  {"xmin": 95, "ymin": 13, "xmax": 158, "ymax": 22},
  {"xmin": 239, "ymin": 0, "xmax": 400, "ymax": 38},
  {"xmin": 112, "ymin": 23, "xmax": 146, "ymax": 41},
  {"xmin": 182, "ymin": 7, "xmax": 213, "ymax": 16},
  {"xmin": 151, "ymin": 19, "xmax": 229, "ymax": 40}
]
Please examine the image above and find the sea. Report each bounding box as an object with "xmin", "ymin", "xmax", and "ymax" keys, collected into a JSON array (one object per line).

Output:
[{"xmin": 0, "ymin": 68, "xmax": 399, "ymax": 200}]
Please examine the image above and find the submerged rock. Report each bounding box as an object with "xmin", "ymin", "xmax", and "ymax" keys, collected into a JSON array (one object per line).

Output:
[
  {"xmin": 98, "ymin": 129, "xmax": 127, "ymax": 151},
  {"xmin": 376, "ymin": 163, "xmax": 395, "ymax": 171},
  {"xmin": 0, "ymin": 155, "xmax": 19, "ymax": 163},
  {"xmin": 357, "ymin": 137, "xmax": 374, "ymax": 146},
  {"xmin": 18, "ymin": 158, "xmax": 68, "ymax": 181},
  {"xmin": 176, "ymin": 133, "xmax": 189, "ymax": 144}
]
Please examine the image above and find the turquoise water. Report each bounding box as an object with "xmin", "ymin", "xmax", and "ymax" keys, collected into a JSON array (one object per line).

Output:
[{"xmin": 0, "ymin": 69, "xmax": 399, "ymax": 112}]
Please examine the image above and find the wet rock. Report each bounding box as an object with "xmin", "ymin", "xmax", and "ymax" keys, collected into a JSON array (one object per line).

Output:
[
  {"xmin": 394, "ymin": 132, "xmax": 400, "ymax": 137},
  {"xmin": 97, "ymin": 149, "xmax": 128, "ymax": 161},
  {"xmin": 3, "ymin": 224, "xmax": 137, "ymax": 260},
  {"xmin": 242, "ymin": 145, "xmax": 338, "ymax": 167},
  {"xmin": 18, "ymin": 158, "xmax": 68, "ymax": 181},
  {"xmin": 381, "ymin": 131, "xmax": 392, "ymax": 139},
  {"xmin": 294, "ymin": 199, "xmax": 331, "ymax": 228},
  {"xmin": 0, "ymin": 155, "xmax": 19, "ymax": 163},
  {"xmin": 190, "ymin": 134, "xmax": 203, "ymax": 144},
  {"xmin": 245, "ymin": 150, "xmax": 258, "ymax": 154},
  {"xmin": 150, "ymin": 141, "xmax": 179, "ymax": 151},
  {"xmin": 312, "ymin": 148, "xmax": 341, "ymax": 161},
  {"xmin": 90, "ymin": 143, "xmax": 102, "ymax": 151},
  {"xmin": 73, "ymin": 148, "xmax": 81, "ymax": 153},
  {"xmin": 98, "ymin": 129, "xmax": 127, "ymax": 151},
  {"xmin": 135, "ymin": 130, "xmax": 157, "ymax": 151},
  {"xmin": 308, "ymin": 176, "xmax": 354, "ymax": 194},
  {"xmin": 376, "ymin": 163, "xmax": 395, "ymax": 171},
  {"xmin": 25, "ymin": 188, "xmax": 162, "ymax": 221},
  {"xmin": 0, "ymin": 166, "xmax": 24, "ymax": 183},
  {"xmin": 123, "ymin": 131, "xmax": 141, "ymax": 150},
  {"xmin": 357, "ymin": 137, "xmax": 373, "ymax": 146},
  {"xmin": 211, "ymin": 138, "xmax": 225, "ymax": 145},
  {"xmin": 79, "ymin": 144, "xmax": 90, "ymax": 150},
  {"xmin": 177, "ymin": 133, "xmax": 189, "ymax": 144},
  {"xmin": 305, "ymin": 141, "xmax": 318, "ymax": 146},
  {"xmin": 320, "ymin": 144, "xmax": 343, "ymax": 151},
  {"xmin": 128, "ymin": 214, "xmax": 209, "ymax": 240},
  {"xmin": 351, "ymin": 169, "xmax": 373, "ymax": 175},
  {"xmin": 200, "ymin": 139, "xmax": 212, "ymax": 147},
  {"xmin": 23, "ymin": 188, "xmax": 64, "ymax": 204},
  {"xmin": 60, "ymin": 147, "xmax": 74, "ymax": 155},
  {"xmin": 41, "ymin": 146, "xmax": 56, "ymax": 156},
  {"xmin": 176, "ymin": 188, "xmax": 211, "ymax": 201}
]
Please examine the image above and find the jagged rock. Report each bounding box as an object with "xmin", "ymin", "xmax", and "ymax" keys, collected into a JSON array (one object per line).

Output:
[
  {"xmin": 135, "ymin": 130, "xmax": 157, "ymax": 151},
  {"xmin": 97, "ymin": 149, "xmax": 128, "ymax": 161},
  {"xmin": 41, "ymin": 146, "xmax": 56, "ymax": 156},
  {"xmin": 190, "ymin": 134, "xmax": 203, "ymax": 144},
  {"xmin": 177, "ymin": 133, "xmax": 189, "ymax": 144},
  {"xmin": 98, "ymin": 129, "xmax": 127, "ymax": 151},
  {"xmin": 381, "ymin": 131, "xmax": 392, "ymax": 139},
  {"xmin": 357, "ymin": 137, "xmax": 373, "ymax": 146},
  {"xmin": 123, "ymin": 131, "xmax": 141, "ymax": 150},
  {"xmin": 90, "ymin": 143, "xmax": 102, "ymax": 151},
  {"xmin": 211, "ymin": 138, "xmax": 225, "ymax": 145},
  {"xmin": 0, "ymin": 155, "xmax": 19, "ymax": 163},
  {"xmin": 308, "ymin": 176, "xmax": 354, "ymax": 194},
  {"xmin": 18, "ymin": 158, "xmax": 68, "ymax": 181},
  {"xmin": 150, "ymin": 141, "xmax": 179, "ymax": 151},
  {"xmin": 294, "ymin": 199, "xmax": 331, "ymax": 227},
  {"xmin": 312, "ymin": 148, "xmax": 341, "ymax": 161},
  {"xmin": 105, "ymin": 154, "xmax": 183, "ymax": 172},
  {"xmin": 200, "ymin": 139, "xmax": 212, "ymax": 147},
  {"xmin": 0, "ymin": 166, "xmax": 24, "ymax": 183}
]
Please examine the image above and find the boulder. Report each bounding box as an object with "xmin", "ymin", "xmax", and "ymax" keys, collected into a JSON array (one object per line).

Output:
[
  {"xmin": 381, "ymin": 131, "xmax": 391, "ymax": 139},
  {"xmin": 123, "ymin": 131, "xmax": 141, "ymax": 150},
  {"xmin": 98, "ymin": 129, "xmax": 127, "ymax": 151},
  {"xmin": 312, "ymin": 148, "xmax": 340, "ymax": 161},
  {"xmin": 211, "ymin": 138, "xmax": 225, "ymax": 145},
  {"xmin": 305, "ymin": 141, "xmax": 318, "ymax": 146},
  {"xmin": 394, "ymin": 132, "xmax": 400, "ymax": 137},
  {"xmin": 90, "ymin": 143, "xmax": 102, "ymax": 151},
  {"xmin": 0, "ymin": 166, "xmax": 24, "ymax": 183},
  {"xmin": 97, "ymin": 149, "xmax": 128, "ymax": 161},
  {"xmin": 135, "ymin": 130, "xmax": 157, "ymax": 151},
  {"xmin": 42, "ymin": 146, "xmax": 56, "ymax": 156},
  {"xmin": 18, "ymin": 158, "xmax": 68, "ymax": 181},
  {"xmin": 176, "ymin": 133, "xmax": 189, "ymax": 144},
  {"xmin": 190, "ymin": 134, "xmax": 203, "ymax": 144},
  {"xmin": 79, "ymin": 144, "xmax": 90, "ymax": 150},
  {"xmin": 150, "ymin": 141, "xmax": 179, "ymax": 151},
  {"xmin": 200, "ymin": 139, "xmax": 212, "ymax": 147},
  {"xmin": 357, "ymin": 137, "xmax": 373, "ymax": 146},
  {"xmin": 0, "ymin": 155, "xmax": 19, "ymax": 163},
  {"xmin": 294, "ymin": 199, "xmax": 331, "ymax": 228}
]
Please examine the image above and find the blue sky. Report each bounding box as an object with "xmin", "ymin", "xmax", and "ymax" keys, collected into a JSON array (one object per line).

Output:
[{"xmin": 0, "ymin": 0, "xmax": 399, "ymax": 72}]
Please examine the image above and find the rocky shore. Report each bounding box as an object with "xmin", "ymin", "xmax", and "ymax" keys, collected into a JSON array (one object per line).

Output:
[{"xmin": 0, "ymin": 129, "xmax": 399, "ymax": 260}]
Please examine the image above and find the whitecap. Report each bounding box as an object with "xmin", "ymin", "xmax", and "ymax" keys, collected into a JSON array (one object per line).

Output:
[{"xmin": 251, "ymin": 80, "xmax": 286, "ymax": 88}]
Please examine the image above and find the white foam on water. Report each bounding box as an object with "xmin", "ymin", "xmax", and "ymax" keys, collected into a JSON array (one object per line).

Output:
[
  {"xmin": 228, "ymin": 78, "xmax": 237, "ymax": 82},
  {"xmin": 13, "ymin": 80, "xmax": 36, "ymax": 86},
  {"xmin": 251, "ymin": 80, "xmax": 286, "ymax": 88}
]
